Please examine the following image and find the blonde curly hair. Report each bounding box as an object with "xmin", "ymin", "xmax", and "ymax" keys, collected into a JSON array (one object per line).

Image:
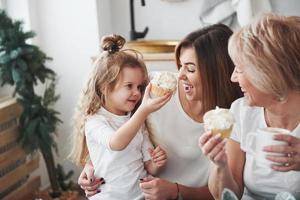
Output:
[{"xmin": 70, "ymin": 34, "xmax": 149, "ymax": 165}]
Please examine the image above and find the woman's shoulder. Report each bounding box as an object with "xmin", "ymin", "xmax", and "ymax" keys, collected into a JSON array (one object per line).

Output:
[
  {"xmin": 231, "ymin": 97, "xmax": 246, "ymax": 109},
  {"xmin": 230, "ymin": 98, "xmax": 265, "ymax": 133},
  {"xmin": 231, "ymin": 97, "xmax": 255, "ymax": 111},
  {"xmin": 230, "ymin": 97, "xmax": 261, "ymax": 119}
]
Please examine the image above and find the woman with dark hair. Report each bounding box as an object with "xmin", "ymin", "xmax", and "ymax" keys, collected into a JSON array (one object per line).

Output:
[{"xmin": 78, "ymin": 24, "xmax": 242, "ymax": 200}]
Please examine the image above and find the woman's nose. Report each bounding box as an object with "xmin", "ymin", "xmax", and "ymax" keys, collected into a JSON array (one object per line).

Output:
[
  {"xmin": 178, "ymin": 68, "xmax": 187, "ymax": 80},
  {"xmin": 230, "ymin": 70, "xmax": 237, "ymax": 83}
]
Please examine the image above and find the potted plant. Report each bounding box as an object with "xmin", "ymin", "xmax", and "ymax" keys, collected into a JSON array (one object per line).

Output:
[{"xmin": 0, "ymin": 10, "xmax": 63, "ymax": 197}]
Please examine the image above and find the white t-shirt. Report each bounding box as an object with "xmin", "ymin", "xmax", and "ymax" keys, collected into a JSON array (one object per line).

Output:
[
  {"xmin": 148, "ymin": 87, "xmax": 210, "ymax": 187},
  {"xmin": 230, "ymin": 97, "xmax": 300, "ymax": 200},
  {"xmin": 85, "ymin": 108, "xmax": 153, "ymax": 200}
]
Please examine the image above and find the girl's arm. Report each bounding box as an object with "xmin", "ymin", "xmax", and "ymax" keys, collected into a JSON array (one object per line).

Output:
[
  {"xmin": 109, "ymin": 107, "xmax": 149, "ymax": 151},
  {"xmin": 78, "ymin": 161, "xmax": 104, "ymax": 197},
  {"xmin": 109, "ymin": 84, "xmax": 171, "ymax": 151},
  {"xmin": 144, "ymin": 160, "xmax": 159, "ymax": 175},
  {"xmin": 144, "ymin": 146, "xmax": 167, "ymax": 175}
]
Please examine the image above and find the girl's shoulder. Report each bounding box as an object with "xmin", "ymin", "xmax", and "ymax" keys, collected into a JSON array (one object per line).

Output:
[{"xmin": 86, "ymin": 110, "xmax": 108, "ymax": 124}]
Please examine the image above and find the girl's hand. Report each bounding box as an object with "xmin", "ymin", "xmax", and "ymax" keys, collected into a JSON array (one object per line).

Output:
[
  {"xmin": 140, "ymin": 176, "xmax": 178, "ymax": 200},
  {"xmin": 199, "ymin": 131, "xmax": 228, "ymax": 167},
  {"xmin": 264, "ymin": 134, "xmax": 300, "ymax": 171},
  {"xmin": 140, "ymin": 83, "xmax": 172, "ymax": 114},
  {"xmin": 149, "ymin": 146, "xmax": 167, "ymax": 168},
  {"xmin": 78, "ymin": 163, "xmax": 105, "ymax": 197}
]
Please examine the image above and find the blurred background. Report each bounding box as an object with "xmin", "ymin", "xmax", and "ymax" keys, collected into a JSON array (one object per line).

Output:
[{"xmin": 0, "ymin": 0, "xmax": 299, "ymax": 194}]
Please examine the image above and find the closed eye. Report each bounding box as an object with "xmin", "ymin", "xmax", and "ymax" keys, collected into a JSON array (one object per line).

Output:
[
  {"xmin": 186, "ymin": 64, "xmax": 196, "ymax": 73},
  {"xmin": 125, "ymin": 84, "xmax": 133, "ymax": 89},
  {"xmin": 178, "ymin": 63, "xmax": 196, "ymax": 73},
  {"xmin": 234, "ymin": 67, "xmax": 243, "ymax": 74}
]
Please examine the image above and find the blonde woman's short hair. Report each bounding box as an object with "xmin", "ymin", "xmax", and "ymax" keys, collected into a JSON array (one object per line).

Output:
[{"xmin": 228, "ymin": 14, "xmax": 300, "ymax": 100}]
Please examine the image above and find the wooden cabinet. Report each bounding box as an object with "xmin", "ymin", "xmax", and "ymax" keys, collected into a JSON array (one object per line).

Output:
[{"xmin": 0, "ymin": 97, "xmax": 40, "ymax": 200}]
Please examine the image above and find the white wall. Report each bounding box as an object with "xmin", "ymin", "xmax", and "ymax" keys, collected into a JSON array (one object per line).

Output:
[
  {"xmin": 2, "ymin": 0, "xmax": 100, "ymax": 189},
  {"xmin": 33, "ymin": 0, "xmax": 100, "ymax": 188},
  {"xmin": 271, "ymin": 0, "xmax": 300, "ymax": 16},
  {"xmin": 109, "ymin": 0, "xmax": 202, "ymax": 40},
  {"xmin": 107, "ymin": 0, "xmax": 300, "ymax": 41},
  {"xmin": 96, "ymin": 0, "xmax": 113, "ymax": 38},
  {"xmin": 5, "ymin": 0, "xmax": 31, "ymax": 31}
]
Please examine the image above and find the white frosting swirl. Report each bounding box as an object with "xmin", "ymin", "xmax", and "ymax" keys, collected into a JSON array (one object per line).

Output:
[
  {"xmin": 203, "ymin": 107, "xmax": 235, "ymax": 130},
  {"xmin": 150, "ymin": 71, "xmax": 177, "ymax": 90}
]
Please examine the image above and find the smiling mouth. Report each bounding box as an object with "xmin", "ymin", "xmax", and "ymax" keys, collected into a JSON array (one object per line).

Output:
[
  {"xmin": 183, "ymin": 84, "xmax": 193, "ymax": 93},
  {"xmin": 128, "ymin": 99, "xmax": 138, "ymax": 104}
]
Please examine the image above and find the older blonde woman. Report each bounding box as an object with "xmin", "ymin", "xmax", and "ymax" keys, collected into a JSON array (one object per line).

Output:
[{"xmin": 199, "ymin": 14, "xmax": 300, "ymax": 200}]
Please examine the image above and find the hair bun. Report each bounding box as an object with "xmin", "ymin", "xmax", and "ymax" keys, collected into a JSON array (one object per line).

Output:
[{"xmin": 101, "ymin": 34, "xmax": 126, "ymax": 54}]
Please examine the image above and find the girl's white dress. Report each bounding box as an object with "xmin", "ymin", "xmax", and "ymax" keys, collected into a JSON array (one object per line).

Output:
[{"xmin": 85, "ymin": 107, "xmax": 153, "ymax": 200}]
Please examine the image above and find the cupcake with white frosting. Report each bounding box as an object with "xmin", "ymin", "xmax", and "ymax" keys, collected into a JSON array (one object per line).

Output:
[
  {"xmin": 203, "ymin": 107, "xmax": 235, "ymax": 138},
  {"xmin": 150, "ymin": 71, "xmax": 177, "ymax": 97}
]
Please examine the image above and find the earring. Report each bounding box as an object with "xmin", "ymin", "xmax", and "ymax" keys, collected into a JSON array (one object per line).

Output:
[{"xmin": 278, "ymin": 96, "xmax": 286, "ymax": 103}]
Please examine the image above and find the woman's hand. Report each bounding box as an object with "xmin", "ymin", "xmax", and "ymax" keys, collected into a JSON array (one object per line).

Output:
[
  {"xmin": 198, "ymin": 131, "xmax": 228, "ymax": 167},
  {"xmin": 139, "ymin": 176, "xmax": 178, "ymax": 200},
  {"xmin": 264, "ymin": 134, "xmax": 300, "ymax": 171},
  {"xmin": 78, "ymin": 163, "xmax": 105, "ymax": 197},
  {"xmin": 149, "ymin": 146, "xmax": 167, "ymax": 168}
]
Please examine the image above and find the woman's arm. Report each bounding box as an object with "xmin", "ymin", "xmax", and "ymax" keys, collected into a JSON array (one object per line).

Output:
[
  {"xmin": 177, "ymin": 184, "xmax": 214, "ymax": 200},
  {"xmin": 208, "ymin": 139, "xmax": 245, "ymax": 200},
  {"xmin": 140, "ymin": 176, "xmax": 213, "ymax": 200}
]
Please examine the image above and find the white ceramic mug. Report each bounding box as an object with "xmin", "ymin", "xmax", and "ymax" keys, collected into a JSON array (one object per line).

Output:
[{"xmin": 247, "ymin": 127, "xmax": 290, "ymax": 168}]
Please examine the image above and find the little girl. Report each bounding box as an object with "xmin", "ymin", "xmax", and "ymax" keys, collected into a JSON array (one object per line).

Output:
[{"xmin": 71, "ymin": 34, "xmax": 171, "ymax": 200}]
